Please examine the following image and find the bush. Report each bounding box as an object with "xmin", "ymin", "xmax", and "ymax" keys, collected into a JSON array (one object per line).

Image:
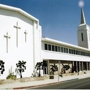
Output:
[{"xmin": 6, "ymin": 73, "xmax": 16, "ymax": 80}]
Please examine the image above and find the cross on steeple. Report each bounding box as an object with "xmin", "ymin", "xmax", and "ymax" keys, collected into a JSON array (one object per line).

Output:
[
  {"xmin": 14, "ymin": 22, "xmax": 21, "ymax": 47},
  {"xmin": 4, "ymin": 32, "xmax": 10, "ymax": 53},
  {"xmin": 24, "ymin": 30, "xmax": 28, "ymax": 42}
]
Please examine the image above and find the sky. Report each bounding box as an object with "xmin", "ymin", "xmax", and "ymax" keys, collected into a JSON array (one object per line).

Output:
[{"xmin": 0, "ymin": 0, "xmax": 90, "ymax": 45}]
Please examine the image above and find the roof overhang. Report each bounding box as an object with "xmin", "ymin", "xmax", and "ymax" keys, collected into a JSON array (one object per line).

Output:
[
  {"xmin": 42, "ymin": 37, "xmax": 90, "ymax": 52},
  {"xmin": 0, "ymin": 4, "xmax": 39, "ymax": 23}
]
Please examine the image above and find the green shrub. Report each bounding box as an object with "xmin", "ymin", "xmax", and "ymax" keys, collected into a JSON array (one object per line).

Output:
[{"xmin": 6, "ymin": 73, "xmax": 16, "ymax": 80}]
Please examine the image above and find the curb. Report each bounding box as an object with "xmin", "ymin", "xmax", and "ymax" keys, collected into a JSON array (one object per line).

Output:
[
  {"xmin": 13, "ymin": 81, "xmax": 62, "ymax": 89},
  {"xmin": 13, "ymin": 78, "xmax": 79, "ymax": 89}
]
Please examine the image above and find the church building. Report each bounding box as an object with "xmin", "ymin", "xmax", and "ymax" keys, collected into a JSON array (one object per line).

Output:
[{"xmin": 0, "ymin": 4, "xmax": 90, "ymax": 79}]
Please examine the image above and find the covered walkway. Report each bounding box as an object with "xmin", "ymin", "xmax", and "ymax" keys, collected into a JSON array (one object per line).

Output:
[{"xmin": 43, "ymin": 59, "xmax": 90, "ymax": 76}]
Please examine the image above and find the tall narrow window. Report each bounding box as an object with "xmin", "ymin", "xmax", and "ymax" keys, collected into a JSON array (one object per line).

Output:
[
  {"xmin": 81, "ymin": 33, "xmax": 84, "ymax": 41},
  {"xmin": 57, "ymin": 46, "xmax": 60, "ymax": 52},
  {"xmin": 61, "ymin": 47, "xmax": 63, "ymax": 52},
  {"xmin": 69, "ymin": 49, "xmax": 71, "ymax": 54},
  {"xmin": 66, "ymin": 48, "xmax": 68, "ymax": 53},
  {"xmin": 45, "ymin": 44, "xmax": 47, "ymax": 50},
  {"xmin": 52, "ymin": 45, "xmax": 54, "ymax": 51},
  {"xmin": 55, "ymin": 46, "xmax": 57, "ymax": 51},
  {"xmin": 73, "ymin": 50, "xmax": 75, "ymax": 54},
  {"xmin": 48, "ymin": 44, "xmax": 51, "ymax": 51}
]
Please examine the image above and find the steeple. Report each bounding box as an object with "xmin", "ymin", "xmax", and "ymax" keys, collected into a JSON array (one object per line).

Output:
[
  {"xmin": 81, "ymin": 8, "xmax": 86, "ymax": 24},
  {"xmin": 78, "ymin": 7, "xmax": 90, "ymax": 49}
]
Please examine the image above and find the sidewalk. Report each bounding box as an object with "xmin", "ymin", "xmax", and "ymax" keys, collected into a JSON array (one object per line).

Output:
[{"xmin": 0, "ymin": 72, "xmax": 90, "ymax": 90}]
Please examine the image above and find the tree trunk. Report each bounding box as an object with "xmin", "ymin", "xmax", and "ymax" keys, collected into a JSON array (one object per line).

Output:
[
  {"xmin": 20, "ymin": 73, "xmax": 22, "ymax": 78},
  {"xmin": 39, "ymin": 69, "xmax": 40, "ymax": 77}
]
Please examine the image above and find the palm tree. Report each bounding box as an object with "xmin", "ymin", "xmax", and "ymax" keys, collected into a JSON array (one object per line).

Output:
[
  {"xmin": 35, "ymin": 62, "xmax": 43, "ymax": 77},
  {"xmin": 0, "ymin": 60, "xmax": 5, "ymax": 75},
  {"xmin": 16, "ymin": 60, "xmax": 26, "ymax": 78}
]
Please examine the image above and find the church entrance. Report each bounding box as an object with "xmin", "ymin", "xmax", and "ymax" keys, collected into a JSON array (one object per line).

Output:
[{"xmin": 43, "ymin": 61, "xmax": 48, "ymax": 74}]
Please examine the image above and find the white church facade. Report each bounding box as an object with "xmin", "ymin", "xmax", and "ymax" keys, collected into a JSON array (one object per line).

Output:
[{"xmin": 0, "ymin": 4, "xmax": 90, "ymax": 79}]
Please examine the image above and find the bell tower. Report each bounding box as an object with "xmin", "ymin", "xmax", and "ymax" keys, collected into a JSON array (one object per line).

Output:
[{"xmin": 77, "ymin": 8, "xmax": 90, "ymax": 49}]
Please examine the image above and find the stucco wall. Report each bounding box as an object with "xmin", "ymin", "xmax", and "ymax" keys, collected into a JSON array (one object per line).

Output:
[
  {"xmin": 41, "ymin": 50, "xmax": 90, "ymax": 62},
  {"xmin": 0, "ymin": 8, "xmax": 42, "ymax": 79}
]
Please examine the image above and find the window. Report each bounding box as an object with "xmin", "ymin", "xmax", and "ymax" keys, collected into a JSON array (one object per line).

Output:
[
  {"xmin": 81, "ymin": 33, "xmax": 84, "ymax": 41},
  {"xmin": 69, "ymin": 49, "xmax": 73, "ymax": 54},
  {"xmin": 71, "ymin": 49, "xmax": 73, "ymax": 54},
  {"xmin": 69, "ymin": 49, "xmax": 71, "ymax": 54},
  {"xmin": 76, "ymin": 50, "xmax": 78, "ymax": 55},
  {"xmin": 83, "ymin": 52, "xmax": 85, "ymax": 56},
  {"xmin": 89, "ymin": 53, "xmax": 90, "ymax": 57},
  {"xmin": 64, "ymin": 48, "xmax": 66, "ymax": 53},
  {"xmin": 87, "ymin": 53, "xmax": 90, "ymax": 56},
  {"xmin": 44, "ymin": 43, "xmax": 90, "ymax": 57},
  {"xmin": 85, "ymin": 53, "xmax": 88, "ymax": 56},
  {"xmin": 78, "ymin": 51, "xmax": 80, "ymax": 55},
  {"xmin": 73, "ymin": 50, "xmax": 75, "ymax": 54},
  {"xmin": 61, "ymin": 47, "xmax": 63, "ymax": 52},
  {"xmin": 55, "ymin": 46, "xmax": 57, "ymax": 51},
  {"xmin": 77, "ymin": 51, "xmax": 80, "ymax": 55},
  {"xmin": 48, "ymin": 44, "xmax": 51, "ymax": 50},
  {"xmin": 81, "ymin": 52, "xmax": 83, "ymax": 55},
  {"xmin": 45, "ymin": 44, "xmax": 47, "ymax": 50},
  {"xmin": 65, "ymin": 48, "xmax": 68, "ymax": 53},
  {"xmin": 52, "ymin": 45, "xmax": 54, "ymax": 51},
  {"xmin": 85, "ymin": 52, "xmax": 86, "ymax": 56},
  {"xmin": 64, "ymin": 48, "xmax": 68, "ymax": 53},
  {"xmin": 72, "ymin": 50, "xmax": 74, "ymax": 54},
  {"xmin": 57, "ymin": 46, "xmax": 60, "ymax": 52}
]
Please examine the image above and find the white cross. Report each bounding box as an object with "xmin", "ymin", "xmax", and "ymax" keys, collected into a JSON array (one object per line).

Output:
[
  {"xmin": 24, "ymin": 30, "xmax": 28, "ymax": 42},
  {"xmin": 4, "ymin": 32, "xmax": 10, "ymax": 53},
  {"xmin": 14, "ymin": 22, "xmax": 21, "ymax": 47}
]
